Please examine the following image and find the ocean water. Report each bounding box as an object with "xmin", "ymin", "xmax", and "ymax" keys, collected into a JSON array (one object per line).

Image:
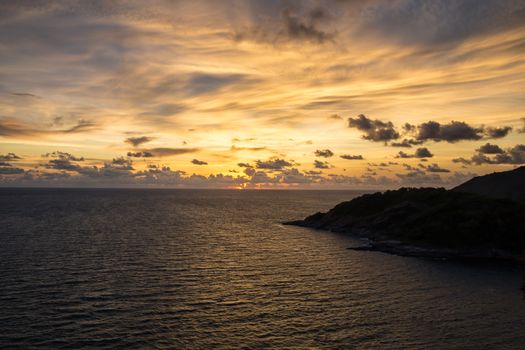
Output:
[{"xmin": 0, "ymin": 188, "xmax": 524, "ymax": 349}]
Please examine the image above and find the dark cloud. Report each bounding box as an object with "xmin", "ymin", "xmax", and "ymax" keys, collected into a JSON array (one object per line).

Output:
[
  {"xmin": 329, "ymin": 114, "xmax": 343, "ymax": 120},
  {"xmin": 234, "ymin": 6, "xmax": 335, "ymax": 44},
  {"xmin": 43, "ymin": 151, "xmax": 84, "ymax": 162},
  {"xmin": 46, "ymin": 159, "xmax": 82, "ymax": 171},
  {"xmin": 452, "ymin": 157, "xmax": 472, "ymax": 165},
  {"xmin": 396, "ymin": 147, "xmax": 434, "ymax": 158},
  {"xmin": 127, "ymin": 151, "xmax": 154, "ymax": 158},
  {"xmin": 237, "ymin": 162, "xmax": 252, "ymax": 168},
  {"xmin": 390, "ymin": 138, "xmax": 424, "ymax": 148},
  {"xmin": 191, "ymin": 159, "xmax": 208, "ymax": 165},
  {"xmin": 0, "ymin": 118, "xmax": 98, "ymax": 137},
  {"xmin": 413, "ymin": 120, "xmax": 513, "ymax": 143},
  {"xmin": 11, "ymin": 92, "xmax": 38, "ymax": 98},
  {"xmin": 230, "ymin": 145, "xmax": 268, "ymax": 152},
  {"xmin": 63, "ymin": 119, "xmax": 97, "ymax": 133},
  {"xmin": 358, "ymin": 0, "xmax": 525, "ymax": 47},
  {"xmin": 314, "ymin": 160, "xmax": 330, "ymax": 169},
  {"xmin": 415, "ymin": 121, "xmax": 483, "ymax": 142},
  {"xmin": 415, "ymin": 148, "xmax": 434, "ymax": 158},
  {"xmin": 185, "ymin": 73, "xmax": 254, "ymax": 96},
  {"xmin": 0, "ymin": 152, "xmax": 24, "ymax": 174},
  {"xmin": 472, "ymin": 144, "xmax": 525, "ymax": 164},
  {"xmin": 255, "ymin": 158, "xmax": 293, "ymax": 170},
  {"xmin": 476, "ymin": 143, "xmax": 504, "ymax": 154},
  {"xmin": 111, "ymin": 157, "xmax": 133, "ymax": 170},
  {"xmin": 243, "ymin": 167, "xmax": 256, "ymax": 176},
  {"xmin": 140, "ymin": 148, "xmax": 199, "ymax": 157},
  {"xmin": 125, "ymin": 136, "xmax": 154, "ymax": 147},
  {"xmin": 396, "ymin": 171, "xmax": 442, "ymax": 185},
  {"xmin": 0, "ymin": 166, "xmax": 24, "ymax": 174},
  {"xmin": 315, "ymin": 149, "xmax": 334, "ymax": 158},
  {"xmin": 305, "ymin": 170, "xmax": 323, "ymax": 175},
  {"xmin": 348, "ymin": 114, "xmax": 400, "ymax": 142},
  {"xmin": 424, "ymin": 163, "xmax": 451, "ymax": 173},
  {"xmin": 340, "ymin": 154, "xmax": 363, "ymax": 160},
  {"xmin": 484, "ymin": 126, "xmax": 512, "ymax": 139},
  {"xmin": 458, "ymin": 144, "xmax": 525, "ymax": 165},
  {"xmin": 0, "ymin": 153, "xmax": 21, "ymax": 161},
  {"xmin": 281, "ymin": 8, "xmax": 334, "ymax": 43}
]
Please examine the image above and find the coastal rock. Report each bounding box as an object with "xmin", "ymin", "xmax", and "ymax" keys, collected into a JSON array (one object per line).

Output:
[{"xmin": 285, "ymin": 169, "xmax": 525, "ymax": 261}]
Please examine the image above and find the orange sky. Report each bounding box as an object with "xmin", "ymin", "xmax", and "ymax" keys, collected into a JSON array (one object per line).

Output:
[{"xmin": 1, "ymin": 0, "xmax": 524, "ymax": 188}]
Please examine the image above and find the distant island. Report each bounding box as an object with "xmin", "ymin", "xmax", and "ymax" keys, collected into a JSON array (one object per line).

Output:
[{"xmin": 285, "ymin": 166, "xmax": 525, "ymax": 261}]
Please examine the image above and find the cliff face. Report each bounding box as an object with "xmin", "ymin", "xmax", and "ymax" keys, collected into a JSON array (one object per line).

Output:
[{"xmin": 453, "ymin": 166, "xmax": 525, "ymax": 203}]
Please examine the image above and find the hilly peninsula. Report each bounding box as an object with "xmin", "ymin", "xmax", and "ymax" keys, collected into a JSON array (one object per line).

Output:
[{"xmin": 284, "ymin": 167, "xmax": 525, "ymax": 261}]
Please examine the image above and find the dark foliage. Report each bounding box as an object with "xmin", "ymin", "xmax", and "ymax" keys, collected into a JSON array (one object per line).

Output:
[{"xmin": 293, "ymin": 187, "xmax": 525, "ymax": 252}]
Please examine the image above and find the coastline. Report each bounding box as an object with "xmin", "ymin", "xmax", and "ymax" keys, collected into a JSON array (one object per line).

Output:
[{"xmin": 284, "ymin": 220, "xmax": 523, "ymax": 262}]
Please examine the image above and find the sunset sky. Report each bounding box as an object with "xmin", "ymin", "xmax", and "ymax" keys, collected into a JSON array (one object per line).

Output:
[{"xmin": 1, "ymin": 0, "xmax": 524, "ymax": 188}]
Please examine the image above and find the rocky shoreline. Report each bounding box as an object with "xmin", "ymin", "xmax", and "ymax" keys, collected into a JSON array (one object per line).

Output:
[
  {"xmin": 346, "ymin": 239, "xmax": 518, "ymax": 261},
  {"xmin": 284, "ymin": 220, "xmax": 522, "ymax": 261},
  {"xmin": 283, "ymin": 184, "xmax": 525, "ymax": 262}
]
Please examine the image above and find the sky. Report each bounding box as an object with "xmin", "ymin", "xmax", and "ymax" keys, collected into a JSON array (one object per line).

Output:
[{"xmin": 0, "ymin": 0, "xmax": 524, "ymax": 189}]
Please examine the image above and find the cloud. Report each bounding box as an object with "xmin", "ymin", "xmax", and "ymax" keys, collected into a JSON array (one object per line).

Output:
[
  {"xmin": 185, "ymin": 73, "xmax": 255, "ymax": 96},
  {"xmin": 281, "ymin": 8, "xmax": 335, "ymax": 43},
  {"xmin": 62, "ymin": 119, "xmax": 98, "ymax": 133},
  {"xmin": 0, "ymin": 118, "xmax": 98, "ymax": 138},
  {"xmin": 0, "ymin": 166, "xmax": 24, "ymax": 174},
  {"xmin": 237, "ymin": 162, "xmax": 252, "ymax": 168},
  {"xmin": 396, "ymin": 171, "xmax": 442, "ymax": 185},
  {"xmin": 243, "ymin": 167, "xmax": 256, "ymax": 176},
  {"xmin": 140, "ymin": 148, "xmax": 199, "ymax": 157},
  {"xmin": 111, "ymin": 156, "xmax": 133, "ymax": 170},
  {"xmin": 0, "ymin": 153, "xmax": 21, "ymax": 161},
  {"xmin": 46, "ymin": 159, "xmax": 82, "ymax": 171},
  {"xmin": 357, "ymin": 0, "xmax": 525, "ymax": 47},
  {"xmin": 413, "ymin": 121, "xmax": 513, "ymax": 143},
  {"xmin": 314, "ymin": 160, "xmax": 330, "ymax": 169},
  {"xmin": 43, "ymin": 151, "xmax": 84, "ymax": 162},
  {"xmin": 11, "ymin": 92, "xmax": 38, "ymax": 98},
  {"xmin": 348, "ymin": 114, "xmax": 400, "ymax": 142},
  {"xmin": 127, "ymin": 151, "xmax": 154, "ymax": 158},
  {"xmin": 255, "ymin": 158, "xmax": 293, "ymax": 170},
  {"xmin": 476, "ymin": 143, "xmax": 504, "ymax": 154},
  {"xmin": 519, "ymin": 118, "xmax": 525, "ymax": 133},
  {"xmin": 191, "ymin": 159, "xmax": 208, "ymax": 165},
  {"xmin": 396, "ymin": 147, "xmax": 434, "ymax": 158},
  {"xmin": 424, "ymin": 163, "xmax": 451, "ymax": 173},
  {"xmin": 390, "ymin": 139, "xmax": 424, "ymax": 148},
  {"xmin": 230, "ymin": 145, "xmax": 268, "ymax": 152},
  {"xmin": 315, "ymin": 149, "xmax": 334, "ymax": 158},
  {"xmin": 125, "ymin": 136, "xmax": 154, "ymax": 147},
  {"xmin": 340, "ymin": 154, "xmax": 364, "ymax": 160},
  {"xmin": 232, "ymin": 137, "xmax": 257, "ymax": 143},
  {"xmin": 484, "ymin": 126, "xmax": 512, "ymax": 139},
  {"xmin": 452, "ymin": 157, "xmax": 472, "ymax": 165},
  {"xmin": 458, "ymin": 144, "xmax": 525, "ymax": 165},
  {"xmin": 140, "ymin": 104, "xmax": 187, "ymax": 117},
  {"xmin": 234, "ymin": 6, "xmax": 335, "ymax": 44},
  {"xmin": 415, "ymin": 121, "xmax": 483, "ymax": 142}
]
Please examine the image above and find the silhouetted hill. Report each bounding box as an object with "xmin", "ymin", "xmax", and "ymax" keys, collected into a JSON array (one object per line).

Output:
[
  {"xmin": 285, "ymin": 170, "xmax": 525, "ymax": 260},
  {"xmin": 453, "ymin": 166, "xmax": 525, "ymax": 203}
]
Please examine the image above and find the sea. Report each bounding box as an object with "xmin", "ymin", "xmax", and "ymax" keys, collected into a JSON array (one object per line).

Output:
[{"xmin": 1, "ymin": 188, "xmax": 524, "ymax": 349}]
